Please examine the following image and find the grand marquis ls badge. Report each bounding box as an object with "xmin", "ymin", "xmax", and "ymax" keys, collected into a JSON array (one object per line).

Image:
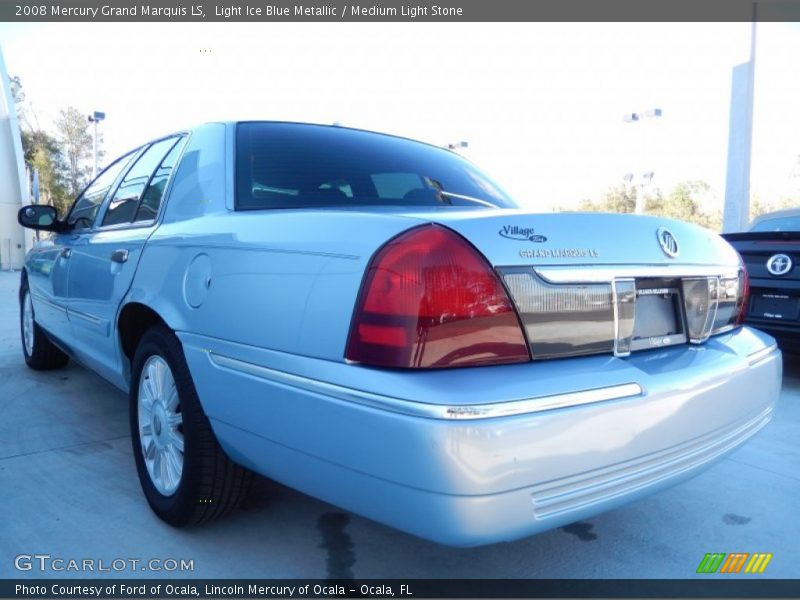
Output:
[
  {"xmin": 656, "ymin": 227, "xmax": 679, "ymax": 258},
  {"xmin": 766, "ymin": 253, "xmax": 793, "ymax": 276}
]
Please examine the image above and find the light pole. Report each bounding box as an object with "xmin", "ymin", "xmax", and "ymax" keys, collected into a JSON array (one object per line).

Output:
[
  {"xmin": 623, "ymin": 108, "xmax": 662, "ymax": 214},
  {"xmin": 445, "ymin": 141, "xmax": 468, "ymax": 151},
  {"xmin": 87, "ymin": 111, "xmax": 105, "ymax": 178}
]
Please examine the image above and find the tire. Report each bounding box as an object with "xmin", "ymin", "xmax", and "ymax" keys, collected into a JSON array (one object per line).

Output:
[
  {"xmin": 130, "ymin": 325, "xmax": 252, "ymax": 526},
  {"xmin": 20, "ymin": 280, "xmax": 69, "ymax": 370}
]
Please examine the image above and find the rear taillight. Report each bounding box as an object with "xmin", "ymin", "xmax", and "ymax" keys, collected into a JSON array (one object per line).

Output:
[
  {"xmin": 683, "ymin": 265, "xmax": 750, "ymax": 342},
  {"xmin": 735, "ymin": 265, "xmax": 750, "ymax": 326},
  {"xmin": 346, "ymin": 225, "xmax": 530, "ymax": 368}
]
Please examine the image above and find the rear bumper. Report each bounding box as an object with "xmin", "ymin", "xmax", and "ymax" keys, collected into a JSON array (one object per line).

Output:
[
  {"xmin": 180, "ymin": 327, "xmax": 781, "ymax": 546},
  {"xmin": 745, "ymin": 319, "xmax": 800, "ymax": 352}
]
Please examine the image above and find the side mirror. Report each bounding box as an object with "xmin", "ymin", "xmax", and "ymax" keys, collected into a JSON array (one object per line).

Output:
[{"xmin": 17, "ymin": 205, "xmax": 66, "ymax": 232}]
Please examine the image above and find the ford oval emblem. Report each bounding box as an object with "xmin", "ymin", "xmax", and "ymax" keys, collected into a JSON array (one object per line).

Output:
[
  {"xmin": 766, "ymin": 253, "xmax": 793, "ymax": 276},
  {"xmin": 656, "ymin": 227, "xmax": 679, "ymax": 258}
]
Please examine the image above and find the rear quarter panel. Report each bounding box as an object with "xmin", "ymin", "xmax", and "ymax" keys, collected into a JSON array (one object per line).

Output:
[{"xmin": 132, "ymin": 211, "xmax": 419, "ymax": 360}]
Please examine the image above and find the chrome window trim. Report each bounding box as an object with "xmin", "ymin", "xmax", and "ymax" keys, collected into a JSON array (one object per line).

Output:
[
  {"xmin": 207, "ymin": 352, "xmax": 644, "ymax": 420},
  {"xmin": 84, "ymin": 220, "xmax": 158, "ymax": 234},
  {"xmin": 149, "ymin": 132, "xmax": 192, "ymax": 223}
]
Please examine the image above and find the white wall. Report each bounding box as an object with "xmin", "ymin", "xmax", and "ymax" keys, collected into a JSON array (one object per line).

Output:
[{"xmin": 0, "ymin": 43, "xmax": 29, "ymax": 270}]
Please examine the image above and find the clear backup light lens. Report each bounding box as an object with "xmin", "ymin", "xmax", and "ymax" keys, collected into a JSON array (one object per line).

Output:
[
  {"xmin": 711, "ymin": 268, "xmax": 749, "ymax": 334},
  {"xmin": 682, "ymin": 278, "xmax": 718, "ymax": 343},
  {"xmin": 346, "ymin": 225, "xmax": 530, "ymax": 368},
  {"xmin": 683, "ymin": 269, "xmax": 748, "ymax": 342}
]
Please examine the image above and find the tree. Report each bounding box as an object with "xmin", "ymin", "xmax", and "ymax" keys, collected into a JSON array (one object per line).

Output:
[
  {"xmin": 660, "ymin": 181, "xmax": 709, "ymax": 223},
  {"xmin": 9, "ymin": 74, "xmax": 41, "ymax": 131},
  {"xmin": 9, "ymin": 77, "xmax": 71, "ymax": 214},
  {"xmin": 749, "ymin": 194, "xmax": 798, "ymax": 222},
  {"xmin": 21, "ymin": 129, "xmax": 57, "ymax": 163},
  {"xmin": 22, "ymin": 130, "xmax": 70, "ymax": 215},
  {"xmin": 9, "ymin": 74, "xmax": 28, "ymax": 128},
  {"xmin": 575, "ymin": 180, "xmax": 723, "ymax": 231},
  {"xmin": 578, "ymin": 185, "xmax": 637, "ymax": 213},
  {"xmin": 749, "ymin": 195, "xmax": 767, "ymax": 221},
  {"xmin": 56, "ymin": 106, "xmax": 93, "ymax": 197},
  {"xmin": 643, "ymin": 180, "xmax": 722, "ymax": 230},
  {"xmin": 9, "ymin": 74, "xmax": 24, "ymax": 104},
  {"xmin": 643, "ymin": 188, "xmax": 664, "ymax": 214}
]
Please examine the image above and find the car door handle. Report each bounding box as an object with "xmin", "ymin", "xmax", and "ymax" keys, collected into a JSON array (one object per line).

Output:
[
  {"xmin": 60, "ymin": 248, "xmax": 72, "ymax": 259},
  {"xmin": 111, "ymin": 249, "xmax": 129, "ymax": 264}
]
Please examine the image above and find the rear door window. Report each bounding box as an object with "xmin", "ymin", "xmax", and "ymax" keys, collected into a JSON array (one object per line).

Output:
[
  {"xmin": 134, "ymin": 136, "xmax": 187, "ymax": 222},
  {"xmin": 67, "ymin": 153, "xmax": 136, "ymax": 230},
  {"xmin": 102, "ymin": 137, "xmax": 180, "ymax": 227}
]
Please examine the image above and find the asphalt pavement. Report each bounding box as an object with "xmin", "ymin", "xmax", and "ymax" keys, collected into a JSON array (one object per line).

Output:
[{"xmin": 0, "ymin": 270, "xmax": 798, "ymax": 580}]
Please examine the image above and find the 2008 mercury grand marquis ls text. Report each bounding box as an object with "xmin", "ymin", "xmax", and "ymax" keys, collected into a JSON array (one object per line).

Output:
[{"xmin": 17, "ymin": 121, "xmax": 781, "ymax": 546}]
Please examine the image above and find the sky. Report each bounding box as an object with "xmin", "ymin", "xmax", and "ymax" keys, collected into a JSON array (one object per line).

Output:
[{"xmin": 0, "ymin": 21, "xmax": 798, "ymax": 212}]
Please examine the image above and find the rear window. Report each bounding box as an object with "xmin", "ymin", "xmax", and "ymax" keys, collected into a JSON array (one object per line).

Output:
[
  {"xmin": 235, "ymin": 122, "xmax": 516, "ymax": 210},
  {"xmin": 750, "ymin": 216, "xmax": 800, "ymax": 232}
]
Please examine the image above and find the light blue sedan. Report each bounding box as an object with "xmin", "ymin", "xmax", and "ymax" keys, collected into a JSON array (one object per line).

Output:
[{"xmin": 17, "ymin": 121, "xmax": 781, "ymax": 546}]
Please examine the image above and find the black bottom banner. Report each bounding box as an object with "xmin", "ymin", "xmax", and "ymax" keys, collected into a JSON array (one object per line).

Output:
[{"xmin": 2, "ymin": 579, "xmax": 800, "ymax": 599}]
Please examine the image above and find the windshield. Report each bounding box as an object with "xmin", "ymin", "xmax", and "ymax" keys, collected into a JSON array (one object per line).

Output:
[
  {"xmin": 235, "ymin": 122, "xmax": 517, "ymax": 210},
  {"xmin": 750, "ymin": 215, "xmax": 800, "ymax": 232}
]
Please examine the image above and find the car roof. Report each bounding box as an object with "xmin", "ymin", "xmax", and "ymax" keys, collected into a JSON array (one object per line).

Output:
[
  {"xmin": 103, "ymin": 120, "xmax": 465, "ymax": 181},
  {"xmin": 749, "ymin": 207, "xmax": 800, "ymax": 229},
  {"xmin": 216, "ymin": 120, "xmax": 452, "ymax": 153}
]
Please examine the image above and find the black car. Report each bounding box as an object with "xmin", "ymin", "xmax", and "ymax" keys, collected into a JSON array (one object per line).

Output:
[{"xmin": 724, "ymin": 208, "xmax": 800, "ymax": 352}]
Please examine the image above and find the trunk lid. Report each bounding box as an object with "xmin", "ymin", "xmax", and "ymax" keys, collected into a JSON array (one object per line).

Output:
[
  {"xmin": 400, "ymin": 209, "xmax": 745, "ymax": 358},
  {"xmin": 399, "ymin": 208, "xmax": 740, "ymax": 270}
]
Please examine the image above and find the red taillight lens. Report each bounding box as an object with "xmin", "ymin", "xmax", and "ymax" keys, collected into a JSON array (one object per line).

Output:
[
  {"xmin": 346, "ymin": 225, "xmax": 530, "ymax": 368},
  {"xmin": 736, "ymin": 265, "xmax": 750, "ymax": 326}
]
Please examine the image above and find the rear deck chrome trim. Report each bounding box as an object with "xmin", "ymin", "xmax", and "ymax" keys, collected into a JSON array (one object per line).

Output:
[
  {"xmin": 536, "ymin": 264, "xmax": 739, "ymax": 284},
  {"xmin": 207, "ymin": 352, "xmax": 644, "ymax": 420}
]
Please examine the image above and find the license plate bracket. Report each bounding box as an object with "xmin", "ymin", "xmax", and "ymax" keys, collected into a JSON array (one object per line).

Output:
[{"xmin": 630, "ymin": 283, "xmax": 687, "ymax": 351}]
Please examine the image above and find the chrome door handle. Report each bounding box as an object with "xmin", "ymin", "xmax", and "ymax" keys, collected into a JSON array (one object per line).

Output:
[
  {"xmin": 60, "ymin": 248, "xmax": 72, "ymax": 259},
  {"xmin": 111, "ymin": 249, "xmax": 129, "ymax": 264}
]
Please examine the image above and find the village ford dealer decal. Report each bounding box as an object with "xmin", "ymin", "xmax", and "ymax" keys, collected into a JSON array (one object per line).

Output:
[
  {"xmin": 499, "ymin": 225, "xmax": 548, "ymax": 243},
  {"xmin": 500, "ymin": 225, "xmax": 600, "ymax": 258}
]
